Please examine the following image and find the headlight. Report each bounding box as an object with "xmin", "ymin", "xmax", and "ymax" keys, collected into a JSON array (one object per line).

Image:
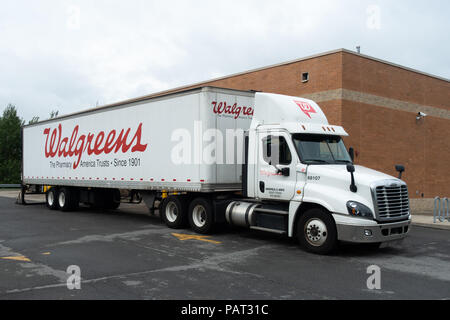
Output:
[{"xmin": 346, "ymin": 201, "xmax": 374, "ymax": 219}]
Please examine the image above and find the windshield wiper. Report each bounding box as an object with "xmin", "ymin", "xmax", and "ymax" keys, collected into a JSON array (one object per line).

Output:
[
  {"xmin": 334, "ymin": 160, "xmax": 353, "ymax": 164},
  {"xmin": 304, "ymin": 159, "xmax": 331, "ymax": 164}
]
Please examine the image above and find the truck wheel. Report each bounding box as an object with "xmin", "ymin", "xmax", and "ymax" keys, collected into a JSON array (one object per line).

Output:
[
  {"xmin": 46, "ymin": 188, "xmax": 59, "ymax": 210},
  {"xmin": 58, "ymin": 187, "xmax": 76, "ymax": 212},
  {"xmin": 188, "ymin": 198, "xmax": 214, "ymax": 234},
  {"xmin": 297, "ymin": 208, "xmax": 337, "ymax": 255},
  {"xmin": 105, "ymin": 189, "xmax": 121, "ymax": 210},
  {"xmin": 160, "ymin": 196, "xmax": 188, "ymax": 229}
]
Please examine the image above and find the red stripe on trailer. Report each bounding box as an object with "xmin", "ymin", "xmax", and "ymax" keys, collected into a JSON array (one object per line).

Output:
[{"xmin": 200, "ymin": 179, "xmax": 205, "ymax": 182}]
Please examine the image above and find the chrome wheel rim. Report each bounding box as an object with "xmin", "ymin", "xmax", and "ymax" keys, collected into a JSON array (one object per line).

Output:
[
  {"xmin": 305, "ymin": 218, "xmax": 328, "ymax": 247},
  {"xmin": 165, "ymin": 202, "xmax": 178, "ymax": 223},
  {"xmin": 192, "ymin": 205, "xmax": 207, "ymax": 228},
  {"xmin": 48, "ymin": 191, "xmax": 55, "ymax": 206},
  {"xmin": 58, "ymin": 191, "xmax": 66, "ymax": 208}
]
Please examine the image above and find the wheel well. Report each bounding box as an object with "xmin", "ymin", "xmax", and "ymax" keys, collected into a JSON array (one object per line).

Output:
[{"xmin": 293, "ymin": 202, "xmax": 334, "ymax": 238}]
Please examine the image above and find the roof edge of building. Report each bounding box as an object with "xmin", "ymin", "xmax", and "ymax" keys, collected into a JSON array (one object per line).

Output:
[
  {"xmin": 90, "ymin": 48, "xmax": 449, "ymax": 112},
  {"xmin": 341, "ymin": 49, "xmax": 450, "ymax": 83},
  {"xmin": 145, "ymin": 48, "xmax": 449, "ymax": 100},
  {"xmin": 135, "ymin": 48, "xmax": 345, "ymax": 100}
]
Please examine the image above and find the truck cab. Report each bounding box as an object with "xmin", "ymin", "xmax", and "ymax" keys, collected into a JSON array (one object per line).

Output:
[{"xmin": 226, "ymin": 92, "xmax": 411, "ymax": 254}]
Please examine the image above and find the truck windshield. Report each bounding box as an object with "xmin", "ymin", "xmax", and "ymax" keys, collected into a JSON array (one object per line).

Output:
[{"xmin": 292, "ymin": 134, "xmax": 352, "ymax": 164}]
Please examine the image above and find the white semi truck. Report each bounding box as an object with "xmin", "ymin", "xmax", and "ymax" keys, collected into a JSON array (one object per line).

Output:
[{"xmin": 21, "ymin": 87, "xmax": 411, "ymax": 254}]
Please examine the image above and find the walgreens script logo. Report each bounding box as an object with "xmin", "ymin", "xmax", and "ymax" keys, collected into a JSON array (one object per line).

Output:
[
  {"xmin": 43, "ymin": 123, "xmax": 148, "ymax": 169},
  {"xmin": 294, "ymin": 100, "xmax": 317, "ymax": 119},
  {"xmin": 212, "ymin": 101, "xmax": 254, "ymax": 119}
]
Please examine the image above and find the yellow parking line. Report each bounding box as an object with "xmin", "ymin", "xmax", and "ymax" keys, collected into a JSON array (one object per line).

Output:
[
  {"xmin": 1, "ymin": 256, "xmax": 31, "ymax": 262},
  {"xmin": 172, "ymin": 233, "xmax": 221, "ymax": 244}
]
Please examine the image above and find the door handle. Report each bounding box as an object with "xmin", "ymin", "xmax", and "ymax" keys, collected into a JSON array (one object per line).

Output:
[{"xmin": 259, "ymin": 181, "xmax": 265, "ymax": 193}]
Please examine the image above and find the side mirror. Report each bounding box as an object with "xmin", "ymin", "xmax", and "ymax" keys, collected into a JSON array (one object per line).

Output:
[
  {"xmin": 280, "ymin": 167, "xmax": 290, "ymax": 177},
  {"xmin": 395, "ymin": 165, "xmax": 405, "ymax": 179},
  {"xmin": 348, "ymin": 147, "xmax": 355, "ymax": 162},
  {"xmin": 346, "ymin": 164, "xmax": 357, "ymax": 193}
]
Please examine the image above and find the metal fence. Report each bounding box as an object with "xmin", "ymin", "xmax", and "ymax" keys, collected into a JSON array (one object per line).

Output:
[{"xmin": 434, "ymin": 197, "xmax": 449, "ymax": 223}]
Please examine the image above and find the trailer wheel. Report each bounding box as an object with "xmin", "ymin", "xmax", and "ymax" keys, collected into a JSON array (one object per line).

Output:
[
  {"xmin": 105, "ymin": 189, "xmax": 121, "ymax": 210},
  {"xmin": 297, "ymin": 208, "xmax": 337, "ymax": 255},
  {"xmin": 188, "ymin": 198, "xmax": 215, "ymax": 234},
  {"xmin": 160, "ymin": 196, "xmax": 188, "ymax": 229},
  {"xmin": 58, "ymin": 187, "xmax": 77, "ymax": 212},
  {"xmin": 46, "ymin": 188, "xmax": 59, "ymax": 210}
]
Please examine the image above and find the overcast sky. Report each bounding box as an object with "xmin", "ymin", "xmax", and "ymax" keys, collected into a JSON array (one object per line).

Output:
[{"xmin": 1, "ymin": 0, "xmax": 449, "ymax": 122}]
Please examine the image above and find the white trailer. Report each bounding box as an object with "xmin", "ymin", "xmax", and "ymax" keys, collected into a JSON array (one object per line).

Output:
[{"xmin": 22, "ymin": 86, "xmax": 411, "ymax": 254}]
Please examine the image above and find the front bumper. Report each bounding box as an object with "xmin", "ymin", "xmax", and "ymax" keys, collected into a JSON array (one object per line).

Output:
[{"xmin": 333, "ymin": 214, "xmax": 411, "ymax": 244}]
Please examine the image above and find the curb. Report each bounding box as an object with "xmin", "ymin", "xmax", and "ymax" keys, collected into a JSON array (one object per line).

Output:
[{"xmin": 412, "ymin": 222, "xmax": 450, "ymax": 231}]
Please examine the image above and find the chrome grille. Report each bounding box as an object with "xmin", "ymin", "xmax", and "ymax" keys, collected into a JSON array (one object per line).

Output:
[{"xmin": 373, "ymin": 182, "xmax": 410, "ymax": 221}]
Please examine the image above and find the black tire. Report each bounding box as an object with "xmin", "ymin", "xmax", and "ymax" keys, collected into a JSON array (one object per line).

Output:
[
  {"xmin": 105, "ymin": 189, "xmax": 121, "ymax": 210},
  {"xmin": 91, "ymin": 189, "xmax": 108, "ymax": 209},
  {"xmin": 297, "ymin": 208, "xmax": 337, "ymax": 255},
  {"xmin": 46, "ymin": 188, "xmax": 59, "ymax": 210},
  {"xmin": 160, "ymin": 196, "xmax": 188, "ymax": 229},
  {"xmin": 58, "ymin": 187, "xmax": 76, "ymax": 212},
  {"xmin": 188, "ymin": 197, "xmax": 215, "ymax": 234},
  {"xmin": 71, "ymin": 188, "xmax": 80, "ymax": 211}
]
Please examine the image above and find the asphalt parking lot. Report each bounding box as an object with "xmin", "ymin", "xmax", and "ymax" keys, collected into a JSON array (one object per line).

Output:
[{"xmin": 0, "ymin": 193, "xmax": 449, "ymax": 300}]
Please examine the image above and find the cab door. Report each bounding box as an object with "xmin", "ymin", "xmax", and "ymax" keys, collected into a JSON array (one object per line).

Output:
[{"xmin": 256, "ymin": 131, "xmax": 298, "ymax": 201}]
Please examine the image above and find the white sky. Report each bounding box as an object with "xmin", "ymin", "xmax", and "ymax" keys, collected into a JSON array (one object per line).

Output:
[{"xmin": 0, "ymin": 0, "xmax": 449, "ymax": 122}]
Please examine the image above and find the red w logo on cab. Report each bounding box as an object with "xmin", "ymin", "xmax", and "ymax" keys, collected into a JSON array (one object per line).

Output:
[{"xmin": 294, "ymin": 100, "xmax": 316, "ymax": 119}]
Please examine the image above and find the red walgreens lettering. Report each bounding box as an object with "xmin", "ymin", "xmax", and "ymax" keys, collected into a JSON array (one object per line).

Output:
[
  {"xmin": 212, "ymin": 101, "xmax": 254, "ymax": 119},
  {"xmin": 43, "ymin": 123, "xmax": 148, "ymax": 169}
]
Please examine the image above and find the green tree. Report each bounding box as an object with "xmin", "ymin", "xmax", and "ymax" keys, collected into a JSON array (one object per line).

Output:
[
  {"xmin": 0, "ymin": 104, "xmax": 23, "ymax": 184},
  {"xmin": 28, "ymin": 116, "xmax": 39, "ymax": 125},
  {"xmin": 50, "ymin": 110, "xmax": 59, "ymax": 119}
]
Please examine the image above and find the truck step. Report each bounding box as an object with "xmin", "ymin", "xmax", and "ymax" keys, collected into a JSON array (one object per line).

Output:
[
  {"xmin": 253, "ymin": 207, "xmax": 289, "ymax": 215},
  {"xmin": 250, "ymin": 226, "xmax": 287, "ymax": 235}
]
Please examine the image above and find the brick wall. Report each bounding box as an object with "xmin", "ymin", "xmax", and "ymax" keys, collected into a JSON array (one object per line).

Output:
[
  {"xmin": 342, "ymin": 51, "xmax": 450, "ymax": 110},
  {"xmin": 340, "ymin": 53, "xmax": 450, "ymax": 199}
]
